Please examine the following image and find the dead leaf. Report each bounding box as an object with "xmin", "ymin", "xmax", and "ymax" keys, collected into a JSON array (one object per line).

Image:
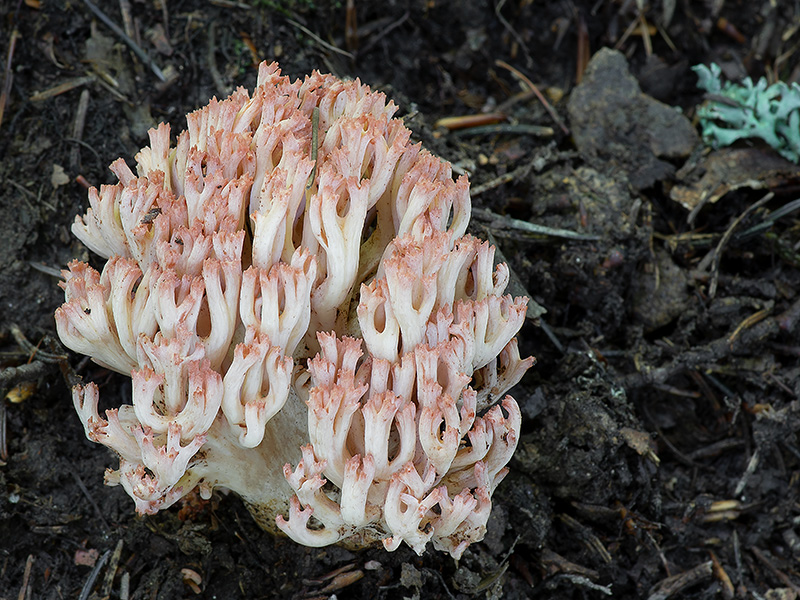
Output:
[
  {"xmin": 51, "ymin": 164, "xmax": 70, "ymax": 188},
  {"xmin": 146, "ymin": 23, "xmax": 173, "ymax": 56},
  {"xmin": 74, "ymin": 548, "xmax": 98, "ymax": 567},
  {"xmin": 621, "ymin": 427, "xmax": 660, "ymax": 465},
  {"xmin": 671, "ymin": 147, "xmax": 800, "ymax": 213}
]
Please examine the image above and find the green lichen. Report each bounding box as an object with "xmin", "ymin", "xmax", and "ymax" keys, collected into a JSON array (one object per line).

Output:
[{"xmin": 693, "ymin": 63, "xmax": 800, "ymax": 163}]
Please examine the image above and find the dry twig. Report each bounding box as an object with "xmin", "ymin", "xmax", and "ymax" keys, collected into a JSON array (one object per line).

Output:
[
  {"xmin": 0, "ymin": 28, "xmax": 20, "ymax": 129},
  {"xmin": 286, "ymin": 18, "xmax": 354, "ymax": 59},
  {"xmin": 647, "ymin": 561, "xmax": 713, "ymax": 600},
  {"xmin": 751, "ymin": 547, "xmax": 800, "ymax": 594},
  {"xmin": 496, "ymin": 60, "xmax": 569, "ymax": 135},
  {"xmin": 707, "ymin": 193, "xmax": 773, "ymax": 298},
  {"xmin": 82, "ymin": 0, "xmax": 166, "ymax": 81},
  {"xmin": 78, "ymin": 549, "xmax": 110, "ymax": 600},
  {"xmin": 494, "ymin": 0, "xmax": 532, "ymax": 67},
  {"xmin": 17, "ymin": 554, "xmax": 34, "ymax": 600},
  {"xmin": 70, "ymin": 89, "xmax": 90, "ymax": 169},
  {"xmin": 472, "ymin": 207, "xmax": 600, "ymax": 241},
  {"xmin": 358, "ymin": 11, "xmax": 410, "ymax": 56}
]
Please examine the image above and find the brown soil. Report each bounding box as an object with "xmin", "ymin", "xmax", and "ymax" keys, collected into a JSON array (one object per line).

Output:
[{"xmin": 2, "ymin": 1, "xmax": 800, "ymax": 598}]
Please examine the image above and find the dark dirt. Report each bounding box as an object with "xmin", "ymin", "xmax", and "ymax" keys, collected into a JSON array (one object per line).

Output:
[{"xmin": 2, "ymin": 1, "xmax": 800, "ymax": 599}]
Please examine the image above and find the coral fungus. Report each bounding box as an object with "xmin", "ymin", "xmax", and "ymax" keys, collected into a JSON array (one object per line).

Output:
[{"xmin": 56, "ymin": 63, "xmax": 533, "ymax": 557}]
